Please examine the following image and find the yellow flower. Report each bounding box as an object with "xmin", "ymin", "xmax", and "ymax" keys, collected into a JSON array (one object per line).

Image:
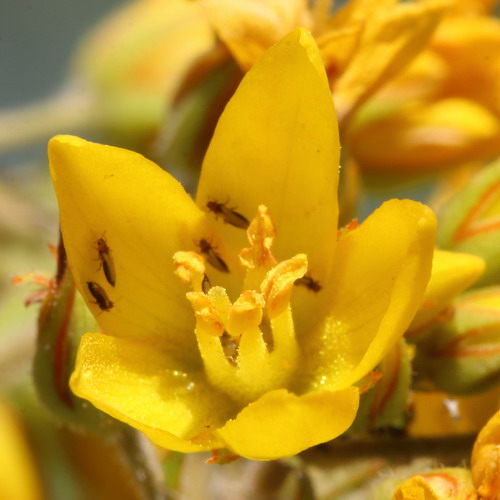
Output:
[
  {"xmin": 347, "ymin": 5, "xmax": 500, "ymax": 173},
  {"xmin": 472, "ymin": 409, "xmax": 500, "ymax": 499},
  {"xmin": 0, "ymin": 401, "xmax": 43, "ymax": 500},
  {"xmin": 49, "ymin": 30, "xmax": 436, "ymax": 460},
  {"xmin": 201, "ymin": 0, "xmax": 450, "ymax": 122},
  {"xmin": 392, "ymin": 468, "xmax": 478, "ymax": 500}
]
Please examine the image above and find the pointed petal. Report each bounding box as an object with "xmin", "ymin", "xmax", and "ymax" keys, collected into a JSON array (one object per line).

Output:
[
  {"xmin": 49, "ymin": 135, "xmax": 204, "ymax": 357},
  {"xmin": 201, "ymin": 0, "xmax": 310, "ymax": 70},
  {"xmin": 70, "ymin": 333, "xmax": 235, "ymax": 452},
  {"xmin": 216, "ymin": 387, "xmax": 359, "ymax": 460},
  {"xmin": 334, "ymin": 0, "xmax": 449, "ymax": 121},
  {"xmin": 301, "ymin": 200, "xmax": 436, "ymax": 391},
  {"xmin": 197, "ymin": 29, "xmax": 340, "ymax": 313}
]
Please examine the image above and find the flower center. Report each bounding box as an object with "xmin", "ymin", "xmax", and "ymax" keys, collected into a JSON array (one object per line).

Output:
[{"xmin": 173, "ymin": 205, "xmax": 307, "ymax": 404}]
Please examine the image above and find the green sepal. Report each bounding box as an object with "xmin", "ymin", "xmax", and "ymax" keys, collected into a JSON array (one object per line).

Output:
[
  {"xmin": 33, "ymin": 267, "xmax": 119, "ymax": 436},
  {"xmin": 437, "ymin": 158, "xmax": 500, "ymax": 288},
  {"xmin": 350, "ymin": 339, "xmax": 412, "ymax": 433},
  {"xmin": 415, "ymin": 286, "xmax": 500, "ymax": 395}
]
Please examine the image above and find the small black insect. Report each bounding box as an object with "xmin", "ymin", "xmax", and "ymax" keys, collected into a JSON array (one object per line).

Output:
[
  {"xmin": 206, "ymin": 200, "xmax": 250, "ymax": 229},
  {"xmin": 87, "ymin": 281, "xmax": 114, "ymax": 311},
  {"xmin": 201, "ymin": 273, "xmax": 212, "ymax": 294},
  {"xmin": 95, "ymin": 237, "xmax": 116, "ymax": 286},
  {"xmin": 197, "ymin": 238, "xmax": 230, "ymax": 273},
  {"xmin": 294, "ymin": 275, "xmax": 322, "ymax": 293}
]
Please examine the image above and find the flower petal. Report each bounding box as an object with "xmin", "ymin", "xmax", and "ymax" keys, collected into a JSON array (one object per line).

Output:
[
  {"xmin": 300, "ymin": 200, "xmax": 436, "ymax": 391},
  {"xmin": 197, "ymin": 29, "xmax": 340, "ymax": 327},
  {"xmin": 201, "ymin": 0, "xmax": 310, "ymax": 71},
  {"xmin": 70, "ymin": 333, "xmax": 235, "ymax": 452},
  {"xmin": 49, "ymin": 135, "xmax": 205, "ymax": 357},
  {"xmin": 215, "ymin": 387, "xmax": 359, "ymax": 460},
  {"xmin": 348, "ymin": 98, "xmax": 500, "ymax": 173},
  {"xmin": 334, "ymin": 0, "xmax": 449, "ymax": 121}
]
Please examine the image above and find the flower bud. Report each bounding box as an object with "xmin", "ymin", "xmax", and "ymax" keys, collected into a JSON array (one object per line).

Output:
[
  {"xmin": 72, "ymin": 0, "xmax": 222, "ymax": 146},
  {"xmin": 472, "ymin": 409, "xmax": 500, "ymax": 499},
  {"xmin": 392, "ymin": 468, "xmax": 477, "ymax": 500},
  {"xmin": 350, "ymin": 340, "xmax": 412, "ymax": 433},
  {"xmin": 348, "ymin": 98, "xmax": 500, "ymax": 174},
  {"xmin": 415, "ymin": 286, "xmax": 500, "ymax": 394},
  {"xmin": 33, "ymin": 264, "xmax": 118, "ymax": 435},
  {"xmin": 437, "ymin": 158, "xmax": 500, "ymax": 287},
  {"xmin": 406, "ymin": 249, "xmax": 484, "ymax": 343}
]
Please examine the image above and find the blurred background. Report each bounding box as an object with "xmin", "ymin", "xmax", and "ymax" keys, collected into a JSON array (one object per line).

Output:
[{"xmin": 0, "ymin": 0, "xmax": 124, "ymax": 373}]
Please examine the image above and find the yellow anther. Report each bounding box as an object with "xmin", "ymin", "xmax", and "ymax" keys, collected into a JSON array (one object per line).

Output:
[
  {"xmin": 239, "ymin": 205, "xmax": 278, "ymax": 270},
  {"xmin": 173, "ymin": 251, "xmax": 205, "ymax": 291},
  {"xmin": 186, "ymin": 291, "xmax": 225, "ymax": 337},
  {"xmin": 227, "ymin": 290, "xmax": 265, "ymax": 339},
  {"xmin": 261, "ymin": 254, "xmax": 308, "ymax": 318}
]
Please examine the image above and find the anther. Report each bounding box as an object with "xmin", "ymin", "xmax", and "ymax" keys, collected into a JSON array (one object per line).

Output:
[
  {"xmin": 261, "ymin": 254, "xmax": 308, "ymax": 318},
  {"xmin": 239, "ymin": 205, "xmax": 277, "ymax": 270}
]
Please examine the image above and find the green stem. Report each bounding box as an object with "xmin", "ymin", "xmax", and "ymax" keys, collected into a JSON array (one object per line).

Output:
[
  {"xmin": 115, "ymin": 426, "xmax": 167, "ymax": 500},
  {"xmin": 0, "ymin": 83, "xmax": 97, "ymax": 152}
]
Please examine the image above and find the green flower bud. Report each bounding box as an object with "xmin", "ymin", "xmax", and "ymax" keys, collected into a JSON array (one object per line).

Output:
[
  {"xmin": 415, "ymin": 286, "xmax": 500, "ymax": 395},
  {"xmin": 437, "ymin": 158, "xmax": 500, "ymax": 287},
  {"xmin": 33, "ymin": 260, "xmax": 118, "ymax": 435},
  {"xmin": 350, "ymin": 340, "xmax": 412, "ymax": 433}
]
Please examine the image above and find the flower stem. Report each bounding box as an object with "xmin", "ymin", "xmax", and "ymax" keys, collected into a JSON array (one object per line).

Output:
[
  {"xmin": 0, "ymin": 83, "xmax": 96, "ymax": 153},
  {"xmin": 115, "ymin": 426, "xmax": 167, "ymax": 500}
]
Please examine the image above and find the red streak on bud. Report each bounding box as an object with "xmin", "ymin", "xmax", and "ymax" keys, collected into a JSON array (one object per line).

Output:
[
  {"xmin": 359, "ymin": 371, "xmax": 383, "ymax": 395},
  {"xmin": 435, "ymin": 323, "xmax": 500, "ymax": 358},
  {"xmin": 453, "ymin": 180, "xmax": 500, "ymax": 244},
  {"xmin": 369, "ymin": 344, "xmax": 401, "ymax": 426},
  {"xmin": 54, "ymin": 284, "xmax": 76, "ymax": 408},
  {"xmin": 206, "ymin": 449, "xmax": 240, "ymax": 465},
  {"xmin": 405, "ymin": 306, "xmax": 454, "ymax": 339}
]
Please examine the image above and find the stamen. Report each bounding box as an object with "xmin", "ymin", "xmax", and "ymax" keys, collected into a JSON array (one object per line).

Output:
[
  {"xmin": 186, "ymin": 287, "xmax": 231, "ymax": 337},
  {"xmin": 227, "ymin": 290, "xmax": 265, "ymax": 339},
  {"xmin": 239, "ymin": 205, "xmax": 277, "ymax": 270},
  {"xmin": 173, "ymin": 251, "xmax": 205, "ymax": 292},
  {"xmin": 261, "ymin": 254, "xmax": 308, "ymax": 318}
]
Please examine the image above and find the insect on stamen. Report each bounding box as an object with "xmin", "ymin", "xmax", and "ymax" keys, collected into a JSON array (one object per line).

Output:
[
  {"xmin": 87, "ymin": 281, "xmax": 114, "ymax": 311},
  {"xmin": 294, "ymin": 275, "xmax": 322, "ymax": 293},
  {"xmin": 95, "ymin": 237, "xmax": 116, "ymax": 286},
  {"xmin": 206, "ymin": 199, "xmax": 250, "ymax": 229},
  {"xmin": 197, "ymin": 239, "xmax": 230, "ymax": 273},
  {"xmin": 201, "ymin": 274, "xmax": 212, "ymax": 294}
]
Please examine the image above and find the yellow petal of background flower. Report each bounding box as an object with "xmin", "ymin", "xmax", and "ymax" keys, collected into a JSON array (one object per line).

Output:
[
  {"xmin": 301, "ymin": 200, "xmax": 436, "ymax": 391},
  {"xmin": 215, "ymin": 387, "xmax": 359, "ymax": 460},
  {"xmin": 0, "ymin": 401, "xmax": 43, "ymax": 500},
  {"xmin": 334, "ymin": 0, "xmax": 449, "ymax": 122},
  {"xmin": 49, "ymin": 135, "xmax": 204, "ymax": 359},
  {"xmin": 406, "ymin": 250, "xmax": 485, "ymax": 339},
  {"xmin": 432, "ymin": 16, "xmax": 500, "ymax": 117},
  {"xmin": 200, "ymin": 0, "xmax": 310, "ymax": 71},
  {"xmin": 197, "ymin": 29, "xmax": 340, "ymax": 327},
  {"xmin": 349, "ymin": 98, "xmax": 500, "ymax": 173},
  {"xmin": 71, "ymin": 333, "xmax": 235, "ymax": 453}
]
